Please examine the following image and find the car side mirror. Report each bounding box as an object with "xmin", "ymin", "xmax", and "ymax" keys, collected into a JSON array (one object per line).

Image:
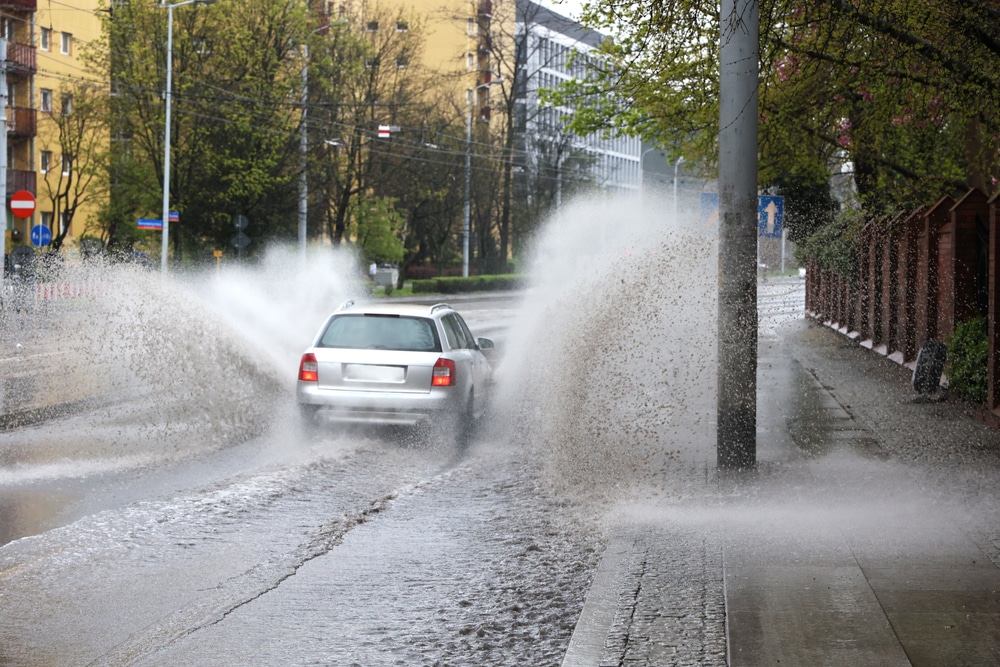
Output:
[{"xmin": 478, "ymin": 337, "xmax": 495, "ymax": 350}]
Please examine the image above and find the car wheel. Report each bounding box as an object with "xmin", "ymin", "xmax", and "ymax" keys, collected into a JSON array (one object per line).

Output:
[
  {"xmin": 455, "ymin": 391, "xmax": 475, "ymax": 451},
  {"xmin": 298, "ymin": 404, "xmax": 321, "ymax": 437}
]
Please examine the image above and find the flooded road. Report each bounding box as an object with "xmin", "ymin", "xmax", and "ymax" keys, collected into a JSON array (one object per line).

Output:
[
  {"xmin": 0, "ymin": 203, "xmax": 812, "ymax": 665},
  {"xmin": 0, "ymin": 252, "xmax": 605, "ymax": 665}
]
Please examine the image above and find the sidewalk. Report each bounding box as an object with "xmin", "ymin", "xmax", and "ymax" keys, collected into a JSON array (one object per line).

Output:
[{"xmin": 564, "ymin": 318, "xmax": 1000, "ymax": 667}]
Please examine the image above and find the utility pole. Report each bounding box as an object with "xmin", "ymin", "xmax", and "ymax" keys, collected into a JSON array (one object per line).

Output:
[
  {"xmin": 0, "ymin": 38, "xmax": 7, "ymax": 295},
  {"xmin": 298, "ymin": 44, "xmax": 308, "ymax": 262},
  {"xmin": 462, "ymin": 102, "xmax": 471, "ymax": 278},
  {"xmin": 717, "ymin": 0, "xmax": 759, "ymax": 469}
]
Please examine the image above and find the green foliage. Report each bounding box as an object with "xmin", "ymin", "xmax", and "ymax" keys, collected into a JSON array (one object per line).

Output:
[
  {"xmin": 772, "ymin": 175, "xmax": 839, "ymax": 244},
  {"xmin": 568, "ymin": 0, "xmax": 1000, "ymax": 216},
  {"xmin": 94, "ymin": 0, "xmax": 311, "ymax": 260},
  {"xmin": 947, "ymin": 317, "xmax": 988, "ymax": 405},
  {"xmin": 796, "ymin": 208, "xmax": 863, "ymax": 281},
  {"xmin": 411, "ymin": 274, "xmax": 525, "ymax": 294},
  {"xmin": 353, "ymin": 196, "xmax": 405, "ymax": 265}
]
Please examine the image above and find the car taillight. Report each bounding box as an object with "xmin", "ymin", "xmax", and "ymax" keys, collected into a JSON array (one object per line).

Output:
[
  {"xmin": 432, "ymin": 358, "xmax": 456, "ymax": 386},
  {"xmin": 299, "ymin": 353, "xmax": 318, "ymax": 382}
]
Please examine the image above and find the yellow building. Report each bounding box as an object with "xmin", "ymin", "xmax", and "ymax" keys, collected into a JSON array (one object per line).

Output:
[
  {"xmin": 321, "ymin": 0, "xmax": 511, "ymax": 125},
  {"xmin": 0, "ymin": 0, "xmax": 103, "ymax": 257},
  {"xmin": 2, "ymin": 0, "xmax": 509, "ymax": 260},
  {"xmin": 32, "ymin": 0, "xmax": 104, "ymax": 252}
]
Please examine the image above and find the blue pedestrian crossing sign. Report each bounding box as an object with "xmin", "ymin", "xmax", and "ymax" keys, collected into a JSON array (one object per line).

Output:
[
  {"xmin": 700, "ymin": 193, "xmax": 784, "ymax": 238},
  {"xmin": 758, "ymin": 195, "xmax": 784, "ymax": 238},
  {"xmin": 30, "ymin": 224, "xmax": 52, "ymax": 248}
]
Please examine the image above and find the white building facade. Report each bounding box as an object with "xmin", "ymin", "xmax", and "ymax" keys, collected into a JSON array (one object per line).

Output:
[{"xmin": 513, "ymin": 0, "xmax": 641, "ymax": 205}]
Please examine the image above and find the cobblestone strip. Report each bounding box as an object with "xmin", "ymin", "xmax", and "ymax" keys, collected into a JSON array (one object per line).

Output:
[{"xmin": 599, "ymin": 529, "xmax": 727, "ymax": 667}]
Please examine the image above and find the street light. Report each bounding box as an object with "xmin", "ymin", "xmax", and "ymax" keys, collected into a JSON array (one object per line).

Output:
[
  {"xmin": 463, "ymin": 79, "xmax": 502, "ymax": 278},
  {"xmin": 159, "ymin": 0, "xmax": 217, "ymax": 272},
  {"xmin": 673, "ymin": 156, "xmax": 685, "ymax": 219}
]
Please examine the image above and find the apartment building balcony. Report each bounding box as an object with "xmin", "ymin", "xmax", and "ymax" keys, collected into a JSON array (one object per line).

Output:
[
  {"xmin": 478, "ymin": 0, "xmax": 492, "ymax": 18},
  {"xmin": 7, "ymin": 106, "xmax": 37, "ymax": 138},
  {"xmin": 6, "ymin": 42, "xmax": 37, "ymax": 78},
  {"xmin": 7, "ymin": 169, "xmax": 35, "ymax": 195},
  {"xmin": 0, "ymin": 0, "xmax": 36, "ymax": 11}
]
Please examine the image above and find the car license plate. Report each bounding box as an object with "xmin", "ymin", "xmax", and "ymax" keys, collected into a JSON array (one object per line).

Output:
[{"xmin": 343, "ymin": 364, "xmax": 405, "ymax": 382}]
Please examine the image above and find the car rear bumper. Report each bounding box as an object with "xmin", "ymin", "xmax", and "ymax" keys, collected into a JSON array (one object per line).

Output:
[{"xmin": 296, "ymin": 382, "xmax": 458, "ymax": 426}]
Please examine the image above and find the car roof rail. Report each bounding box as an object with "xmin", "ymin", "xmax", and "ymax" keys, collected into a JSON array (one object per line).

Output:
[
  {"xmin": 429, "ymin": 303, "xmax": 453, "ymax": 314},
  {"xmin": 336, "ymin": 299, "xmax": 356, "ymax": 312}
]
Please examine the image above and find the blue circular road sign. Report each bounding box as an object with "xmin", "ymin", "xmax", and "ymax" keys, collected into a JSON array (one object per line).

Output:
[{"xmin": 30, "ymin": 224, "xmax": 53, "ymax": 248}]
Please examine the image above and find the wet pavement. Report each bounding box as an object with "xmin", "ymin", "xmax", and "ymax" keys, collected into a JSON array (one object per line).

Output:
[{"xmin": 564, "ymin": 295, "xmax": 1000, "ymax": 666}]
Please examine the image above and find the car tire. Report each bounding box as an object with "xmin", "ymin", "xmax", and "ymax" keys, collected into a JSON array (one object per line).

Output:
[
  {"xmin": 298, "ymin": 404, "xmax": 321, "ymax": 437},
  {"xmin": 455, "ymin": 391, "xmax": 475, "ymax": 451}
]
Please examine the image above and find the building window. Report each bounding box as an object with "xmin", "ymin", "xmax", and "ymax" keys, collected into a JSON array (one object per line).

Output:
[
  {"xmin": 61, "ymin": 32, "xmax": 72, "ymax": 55},
  {"xmin": 60, "ymin": 211, "xmax": 70, "ymax": 232},
  {"xmin": 395, "ymin": 56, "xmax": 408, "ymax": 68},
  {"xmin": 364, "ymin": 57, "xmax": 379, "ymax": 68},
  {"xmin": 41, "ymin": 212, "xmax": 52, "ymax": 229},
  {"xmin": 396, "ymin": 21, "xmax": 408, "ymax": 32},
  {"xmin": 40, "ymin": 89, "xmax": 52, "ymax": 112},
  {"xmin": 366, "ymin": 21, "xmax": 378, "ymax": 32},
  {"xmin": 40, "ymin": 28, "xmax": 51, "ymax": 51},
  {"xmin": 40, "ymin": 150, "xmax": 51, "ymax": 173},
  {"xmin": 467, "ymin": 18, "xmax": 477, "ymax": 36},
  {"xmin": 466, "ymin": 52, "xmax": 474, "ymax": 70},
  {"xmin": 62, "ymin": 154, "xmax": 71, "ymax": 175},
  {"xmin": 61, "ymin": 93, "xmax": 73, "ymax": 116}
]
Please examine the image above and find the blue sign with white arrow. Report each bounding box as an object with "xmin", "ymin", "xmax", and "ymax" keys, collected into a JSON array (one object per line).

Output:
[
  {"xmin": 701, "ymin": 194, "xmax": 784, "ymax": 238},
  {"xmin": 758, "ymin": 195, "xmax": 784, "ymax": 238}
]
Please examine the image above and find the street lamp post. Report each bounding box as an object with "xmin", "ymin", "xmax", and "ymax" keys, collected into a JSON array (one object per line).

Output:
[
  {"xmin": 463, "ymin": 80, "xmax": 502, "ymax": 278},
  {"xmin": 160, "ymin": 0, "xmax": 217, "ymax": 273},
  {"xmin": 673, "ymin": 156, "xmax": 685, "ymax": 219}
]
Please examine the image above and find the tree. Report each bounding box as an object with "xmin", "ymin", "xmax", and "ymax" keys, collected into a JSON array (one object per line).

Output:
[
  {"xmin": 306, "ymin": 3, "xmax": 437, "ymax": 247},
  {"xmin": 96, "ymin": 0, "xmax": 312, "ymax": 262},
  {"xmin": 554, "ymin": 0, "xmax": 1000, "ymax": 219},
  {"xmin": 37, "ymin": 83, "xmax": 109, "ymax": 252}
]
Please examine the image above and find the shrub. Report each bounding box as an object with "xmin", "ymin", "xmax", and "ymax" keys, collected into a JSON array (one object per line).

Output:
[
  {"xmin": 947, "ymin": 316, "xmax": 988, "ymax": 404},
  {"xmin": 411, "ymin": 274, "xmax": 524, "ymax": 294}
]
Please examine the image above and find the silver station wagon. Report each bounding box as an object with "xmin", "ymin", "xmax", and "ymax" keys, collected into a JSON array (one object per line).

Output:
[{"xmin": 297, "ymin": 301, "xmax": 495, "ymax": 442}]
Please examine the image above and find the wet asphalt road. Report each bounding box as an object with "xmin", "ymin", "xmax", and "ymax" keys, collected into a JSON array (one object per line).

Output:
[
  {"xmin": 0, "ymin": 284, "xmax": 605, "ymax": 666},
  {"xmin": 0, "ymin": 257, "xmax": 806, "ymax": 665}
]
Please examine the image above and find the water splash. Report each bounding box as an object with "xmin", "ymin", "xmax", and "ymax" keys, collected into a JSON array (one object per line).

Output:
[
  {"xmin": 494, "ymin": 192, "xmax": 718, "ymax": 503},
  {"xmin": 1, "ymin": 245, "xmax": 362, "ymax": 476}
]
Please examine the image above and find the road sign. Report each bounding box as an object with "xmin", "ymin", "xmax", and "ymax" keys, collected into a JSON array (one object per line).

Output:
[
  {"xmin": 700, "ymin": 193, "xmax": 785, "ymax": 238},
  {"xmin": 231, "ymin": 232, "xmax": 250, "ymax": 249},
  {"xmin": 700, "ymin": 193, "xmax": 719, "ymax": 229},
  {"xmin": 758, "ymin": 195, "xmax": 784, "ymax": 238},
  {"xmin": 233, "ymin": 214, "xmax": 248, "ymax": 231},
  {"xmin": 30, "ymin": 224, "xmax": 52, "ymax": 247},
  {"xmin": 137, "ymin": 218, "xmax": 163, "ymax": 230},
  {"xmin": 10, "ymin": 190, "xmax": 35, "ymax": 219}
]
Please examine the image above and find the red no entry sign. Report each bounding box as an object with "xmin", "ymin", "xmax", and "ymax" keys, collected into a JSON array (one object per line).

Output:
[{"xmin": 10, "ymin": 190, "xmax": 35, "ymax": 219}]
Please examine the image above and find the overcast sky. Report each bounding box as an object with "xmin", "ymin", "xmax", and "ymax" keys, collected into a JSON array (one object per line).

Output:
[{"xmin": 538, "ymin": 0, "xmax": 586, "ymax": 21}]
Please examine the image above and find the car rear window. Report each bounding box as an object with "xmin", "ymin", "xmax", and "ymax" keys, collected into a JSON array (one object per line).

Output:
[{"xmin": 319, "ymin": 314, "xmax": 441, "ymax": 352}]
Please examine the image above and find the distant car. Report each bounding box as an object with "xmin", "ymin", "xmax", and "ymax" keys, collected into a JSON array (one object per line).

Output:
[{"xmin": 296, "ymin": 301, "xmax": 495, "ymax": 443}]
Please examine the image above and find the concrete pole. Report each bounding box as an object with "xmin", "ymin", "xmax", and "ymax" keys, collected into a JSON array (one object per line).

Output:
[
  {"xmin": 717, "ymin": 0, "xmax": 759, "ymax": 469},
  {"xmin": 298, "ymin": 44, "xmax": 308, "ymax": 262},
  {"xmin": 462, "ymin": 101, "xmax": 471, "ymax": 278},
  {"xmin": 673, "ymin": 156, "xmax": 684, "ymax": 219},
  {"xmin": 161, "ymin": 5, "xmax": 175, "ymax": 272},
  {"xmin": 0, "ymin": 39, "xmax": 7, "ymax": 294}
]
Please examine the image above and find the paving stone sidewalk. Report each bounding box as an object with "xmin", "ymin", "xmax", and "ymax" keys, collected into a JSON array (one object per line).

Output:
[{"xmin": 564, "ymin": 318, "xmax": 1000, "ymax": 667}]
